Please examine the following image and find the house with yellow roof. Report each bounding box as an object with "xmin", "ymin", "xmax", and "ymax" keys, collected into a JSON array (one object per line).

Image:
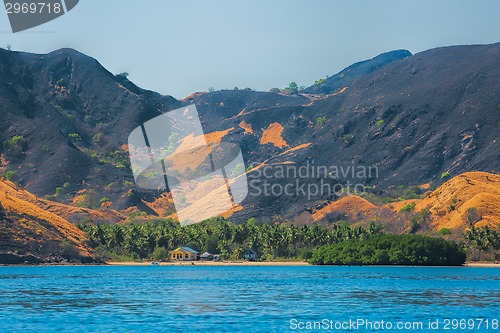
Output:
[{"xmin": 170, "ymin": 247, "xmax": 199, "ymax": 261}]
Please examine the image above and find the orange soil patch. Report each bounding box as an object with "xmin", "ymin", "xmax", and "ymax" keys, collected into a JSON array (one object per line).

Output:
[
  {"xmin": 205, "ymin": 128, "xmax": 234, "ymax": 145},
  {"xmin": 173, "ymin": 178, "xmax": 234, "ymax": 225},
  {"xmin": 332, "ymin": 87, "xmax": 348, "ymax": 96},
  {"xmin": 279, "ymin": 143, "xmax": 312, "ymax": 156},
  {"xmin": 420, "ymin": 182, "xmax": 431, "ymax": 190},
  {"xmin": 237, "ymin": 108, "xmax": 247, "ymax": 117},
  {"xmin": 143, "ymin": 192, "xmax": 175, "ymax": 216},
  {"xmin": 175, "ymin": 128, "xmax": 234, "ymax": 152},
  {"xmin": 166, "ymin": 166, "xmax": 249, "ymax": 223},
  {"xmin": 312, "ymin": 195, "xmax": 378, "ymax": 222},
  {"xmin": 239, "ymin": 121, "xmax": 253, "ymax": 134},
  {"xmin": 181, "ymin": 92, "xmax": 207, "ymax": 101},
  {"xmin": 260, "ymin": 122, "xmax": 288, "ymax": 149},
  {"xmin": 220, "ymin": 204, "xmax": 244, "ymax": 218},
  {"xmin": 171, "ymin": 128, "xmax": 234, "ymax": 172},
  {"xmin": 182, "ymin": 174, "xmax": 230, "ymax": 207}
]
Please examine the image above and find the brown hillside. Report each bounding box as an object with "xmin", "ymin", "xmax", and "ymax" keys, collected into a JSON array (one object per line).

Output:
[
  {"xmin": 312, "ymin": 195, "xmax": 378, "ymax": 222},
  {"xmin": 418, "ymin": 172, "xmax": 500, "ymax": 230},
  {"xmin": 387, "ymin": 172, "xmax": 500, "ymax": 230},
  {"xmin": 0, "ymin": 180, "xmax": 97, "ymax": 263},
  {"xmin": 3, "ymin": 181, "xmax": 125, "ymax": 224}
]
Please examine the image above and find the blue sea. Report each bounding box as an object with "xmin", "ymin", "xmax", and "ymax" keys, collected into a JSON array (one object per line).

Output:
[{"xmin": 0, "ymin": 266, "xmax": 498, "ymax": 332}]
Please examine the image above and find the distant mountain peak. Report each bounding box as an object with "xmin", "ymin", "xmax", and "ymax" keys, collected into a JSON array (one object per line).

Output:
[{"xmin": 304, "ymin": 49, "xmax": 412, "ymax": 94}]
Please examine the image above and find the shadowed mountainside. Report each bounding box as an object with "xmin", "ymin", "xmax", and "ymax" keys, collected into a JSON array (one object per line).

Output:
[
  {"xmin": 0, "ymin": 43, "xmax": 498, "ymax": 225},
  {"xmin": 302, "ymin": 49, "xmax": 412, "ymax": 94}
]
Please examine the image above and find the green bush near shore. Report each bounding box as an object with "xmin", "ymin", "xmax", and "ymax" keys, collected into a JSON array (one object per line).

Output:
[{"xmin": 309, "ymin": 234, "xmax": 466, "ymax": 266}]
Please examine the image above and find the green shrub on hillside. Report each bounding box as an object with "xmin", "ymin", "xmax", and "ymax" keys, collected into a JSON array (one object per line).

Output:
[
  {"xmin": 5, "ymin": 170, "xmax": 16, "ymax": 180},
  {"xmin": 465, "ymin": 207, "xmax": 481, "ymax": 225},
  {"xmin": 284, "ymin": 82, "xmax": 299, "ymax": 94},
  {"xmin": 100, "ymin": 197, "xmax": 110, "ymax": 203},
  {"xmin": 4, "ymin": 135, "xmax": 24, "ymax": 147},
  {"xmin": 408, "ymin": 208, "xmax": 431, "ymax": 234},
  {"xmin": 314, "ymin": 78, "xmax": 326, "ymax": 86},
  {"xmin": 316, "ymin": 116, "xmax": 328, "ymax": 126},
  {"xmin": 441, "ymin": 171, "xmax": 450, "ymax": 179},
  {"xmin": 399, "ymin": 202, "xmax": 416, "ymax": 213},
  {"xmin": 341, "ymin": 134, "xmax": 355, "ymax": 145},
  {"xmin": 439, "ymin": 228, "xmax": 452, "ymax": 236},
  {"xmin": 69, "ymin": 133, "xmax": 82, "ymax": 141},
  {"xmin": 3, "ymin": 135, "xmax": 28, "ymax": 160}
]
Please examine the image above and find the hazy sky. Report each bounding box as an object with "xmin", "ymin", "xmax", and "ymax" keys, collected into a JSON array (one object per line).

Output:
[{"xmin": 1, "ymin": 0, "xmax": 499, "ymax": 98}]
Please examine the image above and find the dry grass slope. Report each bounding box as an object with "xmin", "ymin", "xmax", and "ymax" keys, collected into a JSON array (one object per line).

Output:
[
  {"xmin": 416, "ymin": 172, "xmax": 500, "ymax": 230},
  {"xmin": 0, "ymin": 179, "xmax": 95, "ymax": 262},
  {"xmin": 312, "ymin": 196, "xmax": 378, "ymax": 222},
  {"xmin": 387, "ymin": 172, "xmax": 500, "ymax": 230}
]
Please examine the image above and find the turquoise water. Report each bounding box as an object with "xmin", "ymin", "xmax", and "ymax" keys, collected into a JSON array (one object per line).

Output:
[{"xmin": 0, "ymin": 266, "xmax": 498, "ymax": 332}]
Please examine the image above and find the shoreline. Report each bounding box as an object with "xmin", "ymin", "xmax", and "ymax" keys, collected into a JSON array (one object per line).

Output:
[
  {"xmin": 464, "ymin": 262, "xmax": 500, "ymax": 268},
  {"xmin": 105, "ymin": 261, "xmax": 500, "ymax": 267},
  {"xmin": 106, "ymin": 260, "xmax": 311, "ymax": 266},
  {"xmin": 1, "ymin": 261, "xmax": 499, "ymax": 268}
]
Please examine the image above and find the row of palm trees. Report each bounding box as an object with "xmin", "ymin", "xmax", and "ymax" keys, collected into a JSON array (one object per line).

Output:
[
  {"xmin": 464, "ymin": 226, "xmax": 500, "ymax": 250},
  {"xmin": 78, "ymin": 217, "xmax": 384, "ymax": 260}
]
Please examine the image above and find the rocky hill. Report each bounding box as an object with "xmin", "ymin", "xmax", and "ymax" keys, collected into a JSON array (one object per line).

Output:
[
  {"xmin": 188, "ymin": 43, "xmax": 500, "ymax": 221},
  {"xmin": 311, "ymin": 171, "xmax": 500, "ymax": 232},
  {"xmin": 390, "ymin": 172, "xmax": 500, "ymax": 230},
  {"xmin": 0, "ymin": 179, "xmax": 97, "ymax": 264},
  {"xmin": 302, "ymin": 49, "xmax": 412, "ymax": 94},
  {"xmin": 0, "ymin": 43, "xmax": 499, "ymax": 226},
  {"xmin": 0, "ymin": 47, "xmax": 180, "ymax": 211}
]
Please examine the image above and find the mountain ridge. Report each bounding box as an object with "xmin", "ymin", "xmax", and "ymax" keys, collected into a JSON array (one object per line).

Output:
[
  {"xmin": 303, "ymin": 49, "xmax": 412, "ymax": 94},
  {"xmin": 0, "ymin": 43, "xmax": 498, "ymax": 224}
]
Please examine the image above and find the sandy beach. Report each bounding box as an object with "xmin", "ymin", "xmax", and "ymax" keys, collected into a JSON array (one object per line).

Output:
[
  {"xmin": 105, "ymin": 261, "xmax": 500, "ymax": 267},
  {"xmin": 464, "ymin": 262, "xmax": 500, "ymax": 268},
  {"xmin": 106, "ymin": 260, "xmax": 311, "ymax": 266}
]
